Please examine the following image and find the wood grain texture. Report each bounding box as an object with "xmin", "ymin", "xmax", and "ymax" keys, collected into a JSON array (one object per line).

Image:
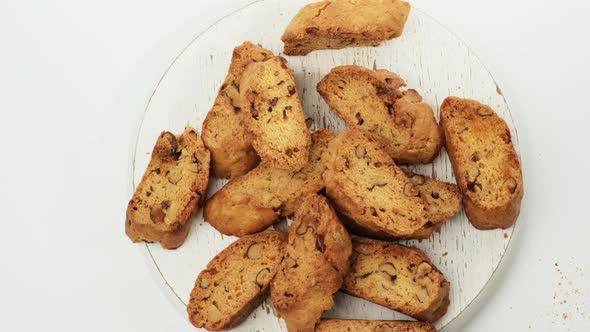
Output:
[{"xmin": 131, "ymin": 0, "xmax": 519, "ymax": 330}]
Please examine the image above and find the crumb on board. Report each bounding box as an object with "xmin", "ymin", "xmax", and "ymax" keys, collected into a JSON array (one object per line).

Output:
[
  {"xmin": 442, "ymin": 252, "xmax": 448, "ymax": 257},
  {"xmin": 504, "ymin": 233, "xmax": 508, "ymax": 238}
]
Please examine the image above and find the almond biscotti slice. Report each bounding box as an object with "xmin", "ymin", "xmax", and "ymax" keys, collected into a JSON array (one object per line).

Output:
[
  {"xmin": 318, "ymin": 65, "xmax": 442, "ymax": 164},
  {"xmin": 315, "ymin": 319, "xmax": 436, "ymax": 332},
  {"xmin": 240, "ymin": 55, "xmax": 311, "ymax": 171},
  {"xmin": 440, "ymin": 97, "xmax": 524, "ymax": 229},
  {"xmin": 343, "ymin": 238, "xmax": 450, "ymax": 322},
  {"xmin": 187, "ymin": 230, "xmax": 287, "ymax": 331},
  {"xmin": 126, "ymin": 127, "xmax": 210, "ymax": 249},
  {"xmin": 271, "ymin": 194, "xmax": 352, "ymax": 332},
  {"xmin": 205, "ymin": 129, "xmax": 334, "ymax": 236},
  {"xmin": 322, "ymin": 129, "xmax": 429, "ymax": 238},
  {"xmin": 202, "ymin": 42, "xmax": 274, "ymax": 178},
  {"xmin": 282, "ymin": 0, "xmax": 410, "ymax": 56}
]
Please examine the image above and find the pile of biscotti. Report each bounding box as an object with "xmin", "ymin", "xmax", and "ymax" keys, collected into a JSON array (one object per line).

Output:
[{"xmin": 125, "ymin": 0, "xmax": 524, "ymax": 331}]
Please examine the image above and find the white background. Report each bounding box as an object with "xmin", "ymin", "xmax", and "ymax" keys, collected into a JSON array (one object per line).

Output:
[{"xmin": 0, "ymin": 0, "xmax": 588, "ymax": 331}]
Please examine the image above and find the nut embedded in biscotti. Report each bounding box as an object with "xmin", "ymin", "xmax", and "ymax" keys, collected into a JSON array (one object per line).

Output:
[
  {"xmin": 223, "ymin": 84, "xmax": 241, "ymax": 109},
  {"xmin": 410, "ymin": 174, "xmax": 426, "ymax": 186},
  {"xmin": 256, "ymin": 268, "xmax": 272, "ymax": 286},
  {"xmin": 379, "ymin": 262, "xmax": 397, "ymax": 278},
  {"xmin": 416, "ymin": 262, "xmax": 433, "ymax": 280},
  {"xmin": 247, "ymin": 243, "xmax": 263, "ymax": 260},
  {"xmin": 199, "ymin": 278, "xmax": 209, "ymax": 289},
  {"xmin": 404, "ymin": 182, "xmax": 419, "ymax": 197},
  {"xmin": 355, "ymin": 145, "xmax": 366, "ymax": 158},
  {"xmin": 505, "ymin": 178, "xmax": 518, "ymax": 193},
  {"xmin": 467, "ymin": 166, "xmax": 480, "ymax": 183},
  {"xmin": 168, "ymin": 170, "xmax": 183, "ymax": 184},
  {"xmin": 207, "ymin": 303, "xmax": 223, "ymax": 322},
  {"xmin": 416, "ymin": 287, "xmax": 429, "ymax": 303},
  {"xmin": 477, "ymin": 106, "xmax": 493, "ymax": 116},
  {"xmin": 374, "ymin": 324, "xmax": 393, "ymax": 332}
]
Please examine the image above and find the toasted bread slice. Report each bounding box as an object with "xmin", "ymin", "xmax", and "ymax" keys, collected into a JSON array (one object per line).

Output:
[
  {"xmin": 315, "ymin": 319, "xmax": 436, "ymax": 332},
  {"xmin": 440, "ymin": 97, "xmax": 523, "ymax": 229},
  {"xmin": 317, "ymin": 65, "xmax": 442, "ymax": 164},
  {"xmin": 322, "ymin": 129, "xmax": 429, "ymax": 237},
  {"xmin": 343, "ymin": 238, "xmax": 450, "ymax": 322},
  {"xmin": 187, "ymin": 230, "xmax": 287, "ymax": 330},
  {"xmin": 281, "ymin": 0, "xmax": 410, "ymax": 56},
  {"xmin": 202, "ymin": 42, "xmax": 273, "ymax": 178},
  {"xmin": 271, "ymin": 194, "xmax": 352, "ymax": 332},
  {"xmin": 204, "ymin": 129, "xmax": 334, "ymax": 236},
  {"xmin": 126, "ymin": 127, "xmax": 210, "ymax": 249},
  {"xmin": 240, "ymin": 56, "xmax": 311, "ymax": 171}
]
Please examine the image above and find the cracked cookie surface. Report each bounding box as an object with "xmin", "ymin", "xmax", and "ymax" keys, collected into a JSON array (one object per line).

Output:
[
  {"xmin": 282, "ymin": 0, "xmax": 410, "ymax": 55},
  {"xmin": 125, "ymin": 127, "xmax": 210, "ymax": 249},
  {"xmin": 317, "ymin": 65, "xmax": 442, "ymax": 164},
  {"xmin": 271, "ymin": 194, "xmax": 352, "ymax": 332},
  {"xmin": 187, "ymin": 230, "xmax": 287, "ymax": 331},
  {"xmin": 343, "ymin": 238, "xmax": 450, "ymax": 322},
  {"xmin": 440, "ymin": 97, "xmax": 523, "ymax": 229}
]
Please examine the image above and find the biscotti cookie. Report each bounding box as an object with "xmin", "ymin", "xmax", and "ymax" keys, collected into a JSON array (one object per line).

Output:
[
  {"xmin": 271, "ymin": 194, "xmax": 352, "ymax": 332},
  {"xmin": 205, "ymin": 129, "xmax": 334, "ymax": 236},
  {"xmin": 440, "ymin": 97, "xmax": 523, "ymax": 229},
  {"xmin": 282, "ymin": 0, "xmax": 411, "ymax": 55},
  {"xmin": 126, "ymin": 127, "xmax": 210, "ymax": 249},
  {"xmin": 322, "ymin": 129, "xmax": 429, "ymax": 238},
  {"xmin": 187, "ymin": 230, "xmax": 287, "ymax": 330},
  {"xmin": 343, "ymin": 238, "xmax": 450, "ymax": 322},
  {"xmin": 202, "ymin": 41, "xmax": 273, "ymax": 178},
  {"xmin": 317, "ymin": 65, "xmax": 442, "ymax": 164},
  {"xmin": 315, "ymin": 319, "xmax": 436, "ymax": 332},
  {"xmin": 240, "ymin": 55, "xmax": 311, "ymax": 171}
]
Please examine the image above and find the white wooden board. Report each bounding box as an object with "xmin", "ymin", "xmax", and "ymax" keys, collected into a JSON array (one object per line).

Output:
[{"xmin": 131, "ymin": 0, "xmax": 520, "ymax": 330}]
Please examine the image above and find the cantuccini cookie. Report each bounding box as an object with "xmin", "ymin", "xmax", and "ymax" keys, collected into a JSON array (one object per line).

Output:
[
  {"xmin": 240, "ymin": 56, "xmax": 311, "ymax": 171},
  {"xmin": 343, "ymin": 238, "xmax": 450, "ymax": 322},
  {"xmin": 202, "ymin": 41, "xmax": 273, "ymax": 178},
  {"xmin": 271, "ymin": 194, "xmax": 352, "ymax": 332},
  {"xmin": 126, "ymin": 127, "xmax": 210, "ymax": 249},
  {"xmin": 205, "ymin": 129, "xmax": 334, "ymax": 236},
  {"xmin": 440, "ymin": 97, "xmax": 523, "ymax": 229},
  {"xmin": 187, "ymin": 230, "xmax": 287, "ymax": 331},
  {"xmin": 315, "ymin": 319, "xmax": 436, "ymax": 332},
  {"xmin": 317, "ymin": 65, "xmax": 442, "ymax": 164},
  {"xmin": 282, "ymin": 0, "xmax": 411, "ymax": 55}
]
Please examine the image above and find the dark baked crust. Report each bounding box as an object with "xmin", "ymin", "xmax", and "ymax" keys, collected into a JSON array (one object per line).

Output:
[
  {"xmin": 317, "ymin": 65, "xmax": 442, "ymax": 164},
  {"xmin": 204, "ymin": 129, "xmax": 334, "ymax": 236},
  {"xmin": 271, "ymin": 194, "xmax": 352, "ymax": 332},
  {"xmin": 126, "ymin": 127, "xmax": 210, "ymax": 249},
  {"xmin": 202, "ymin": 41, "xmax": 273, "ymax": 178},
  {"xmin": 282, "ymin": 0, "xmax": 411, "ymax": 55},
  {"xmin": 440, "ymin": 97, "xmax": 523, "ymax": 229},
  {"xmin": 187, "ymin": 230, "xmax": 287, "ymax": 330},
  {"xmin": 343, "ymin": 238, "xmax": 450, "ymax": 323}
]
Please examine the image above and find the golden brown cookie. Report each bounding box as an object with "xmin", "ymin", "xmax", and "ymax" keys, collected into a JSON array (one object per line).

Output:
[
  {"xmin": 126, "ymin": 127, "xmax": 210, "ymax": 249},
  {"xmin": 440, "ymin": 97, "xmax": 523, "ymax": 229},
  {"xmin": 271, "ymin": 194, "xmax": 352, "ymax": 332},
  {"xmin": 202, "ymin": 41, "xmax": 273, "ymax": 178},
  {"xmin": 282, "ymin": 0, "xmax": 411, "ymax": 55},
  {"xmin": 315, "ymin": 319, "xmax": 436, "ymax": 332},
  {"xmin": 317, "ymin": 65, "xmax": 442, "ymax": 164},
  {"xmin": 343, "ymin": 238, "xmax": 450, "ymax": 322},
  {"xmin": 187, "ymin": 230, "xmax": 287, "ymax": 331}
]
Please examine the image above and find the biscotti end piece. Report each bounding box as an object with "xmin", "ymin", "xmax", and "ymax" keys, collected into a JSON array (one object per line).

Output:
[
  {"xmin": 322, "ymin": 129, "xmax": 429, "ymax": 238},
  {"xmin": 204, "ymin": 129, "xmax": 335, "ymax": 237},
  {"xmin": 202, "ymin": 41, "xmax": 274, "ymax": 178},
  {"xmin": 317, "ymin": 65, "xmax": 442, "ymax": 164},
  {"xmin": 282, "ymin": 0, "xmax": 411, "ymax": 55},
  {"xmin": 343, "ymin": 238, "xmax": 450, "ymax": 322},
  {"xmin": 126, "ymin": 127, "xmax": 210, "ymax": 249},
  {"xmin": 240, "ymin": 56, "xmax": 311, "ymax": 171},
  {"xmin": 315, "ymin": 319, "xmax": 436, "ymax": 332},
  {"xmin": 271, "ymin": 194, "xmax": 352, "ymax": 332},
  {"xmin": 440, "ymin": 97, "xmax": 523, "ymax": 229},
  {"xmin": 187, "ymin": 230, "xmax": 287, "ymax": 330}
]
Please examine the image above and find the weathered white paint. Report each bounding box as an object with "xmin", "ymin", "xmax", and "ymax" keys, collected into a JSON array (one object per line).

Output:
[{"xmin": 132, "ymin": 0, "xmax": 519, "ymax": 330}]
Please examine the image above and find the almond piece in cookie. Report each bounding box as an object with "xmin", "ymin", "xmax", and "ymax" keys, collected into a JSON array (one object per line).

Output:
[
  {"xmin": 282, "ymin": 0, "xmax": 411, "ymax": 56},
  {"xmin": 240, "ymin": 56, "xmax": 311, "ymax": 171},
  {"xmin": 126, "ymin": 127, "xmax": 210, "ymax": 249},
  {"xmin": 440, "ymin": 97, "xmax": 523, "ymax": 229},
  {"xmin": 205, "ymin": 129, "xmax": 334, "ymax": 236},
  {"xmin": 322, "ymin": 129, "xmax": 429, "ymax": 238},
  {"xmin": 271, "ymin": 194, "xmax": 352, "ymax": 332},
  {"xmin": 187, "ymin": 230, "xmax": 287, "ymax": 331},
  {"xmin": 343, "ymin": 237, "xmax": 450, "ymax": 322},
  {"xmin": 317, "ymin": 65, "xmax": 442, "ymax": 164},
  {"xmin": 202, "ymin": 41, "xmax": 273, "ymax": 178}
]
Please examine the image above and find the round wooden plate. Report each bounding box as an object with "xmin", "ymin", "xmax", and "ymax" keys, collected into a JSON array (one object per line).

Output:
[{"xmin": 132, "ymin": 0, "xmax": 519, "ymax": 330}]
